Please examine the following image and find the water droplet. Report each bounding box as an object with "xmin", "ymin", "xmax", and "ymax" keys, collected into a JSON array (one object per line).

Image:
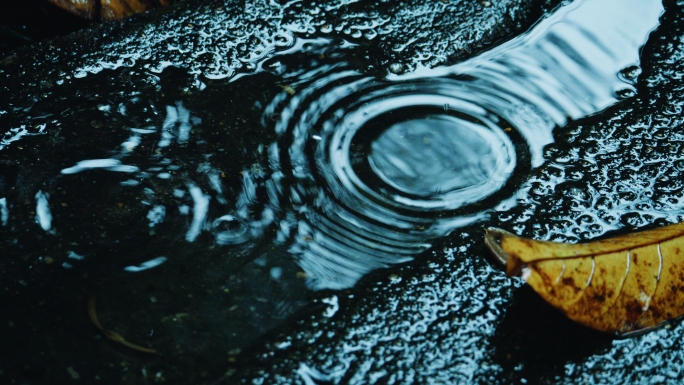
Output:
[
  {"xmin": 363, "ymin": 30, "xmax": 378, "ymax": 40},
  {"xmin": 391, "ymin": 43, "xmax": 404, "ymax": 52},
  {"xmin": 616, "ymin": 88, "xmax": 637, "ymax": 99},
  {"xmin": 274, "ymin": 32, "xmax": 294, "ymax": 47},
  {"xmin": 388, "ymin": 63, "xmax": 404, "ymax": 74},
  {"xmin": 620, "ymin": 65, "xmax": 642, "ymax": 82}
]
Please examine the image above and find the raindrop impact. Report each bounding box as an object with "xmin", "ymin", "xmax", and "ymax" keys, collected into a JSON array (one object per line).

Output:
[{"xmin": 217, "ymin": 0, "xmax": 662, "ymax": 290}]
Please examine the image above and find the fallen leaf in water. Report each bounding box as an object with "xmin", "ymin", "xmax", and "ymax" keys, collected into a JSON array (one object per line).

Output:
[
  {"xmin": 48, "ymin": 0, "xmax": 169, "ymax": 20},
  {"xmin": 485, "ymin": 223, "xmax": 684, "ymax": 336}
]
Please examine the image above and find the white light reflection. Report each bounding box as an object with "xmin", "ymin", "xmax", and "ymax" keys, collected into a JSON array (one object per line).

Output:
[
  {"xmin": 321, "ymin": 295, "xmax": 339, "ymax": 318},
  {"xmin": 60, "ymin": 159, "xmax": 139, "ymax": 174},
  {"xmin": 0, "ymin": 124, "xmax": 47, "ymax": 151},
  {"xmin": 121, "ymin": 135, "xmax": 141, "ymax": 152},
  {"xmin": 296, "ymin": 363, "xmax": 335, "ymax": 385},
  {"xmin": 0, "ymin": 197, "xmax": 8, "ymax": 226},
  {"xmin": 147, "ymin": 206, "xmax": 166, "ymax": 227},
  {"xmin": 129, "ymin": 127, "xmax": 156, "ymax": 134},
  {"xmin": 186, "ymin": 183, "xmax": 210, "ymax": 242},
  {"xmin": 124, "ymin": 256, "xmax": 168, "ymax": 272},
  {"xmin": 35, "ymin": 191, "xmax": 52, "ymax": 232},
  {"xmin": 67, "ymin": 251, "xmax": 84, "ymax": 260},
  {"xmin": 158, "ymin": 102, "xmax": 198, "ymax": 148}
]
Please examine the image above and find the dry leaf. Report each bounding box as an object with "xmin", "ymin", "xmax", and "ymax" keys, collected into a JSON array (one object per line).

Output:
[
  {"xmin": 485, "ymin": 223, "xmax": 684, "ymax": 335},
  {"xmin": 48, "ymin": 0, "xmax": 169, "ymax": 20}
]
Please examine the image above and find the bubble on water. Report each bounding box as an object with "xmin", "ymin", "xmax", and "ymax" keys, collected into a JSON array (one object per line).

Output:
[
  {"xmin": 363, "ymin": 30, "xmax": 377, "ymax": 40},
  {"xmin": 619, "ymin": 65, "xmax": 642, "ymax": 82},
  {"xmin": 617, "ymin": 88, "xmax": 637, "ymax": 99}
]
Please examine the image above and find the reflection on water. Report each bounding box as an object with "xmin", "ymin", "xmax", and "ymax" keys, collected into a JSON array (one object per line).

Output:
[
  {"xmin": 0, "ymin": 0, "xmax": 659, "ymax": 292},
  {"xmin": 369, "ymin": 117, "xmax": 506, "ymax": 197},
  {"xmin": 217, "ymin": 0, "xmax": 662, "ymax": 289},
  {"xmin": 0, "ymin": 2, "xmax": 663, "ymax": 290}
]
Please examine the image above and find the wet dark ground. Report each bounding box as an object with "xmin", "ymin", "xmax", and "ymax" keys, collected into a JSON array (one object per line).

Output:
[{"xmin": 2, "ymin": 0, "xmax": 684, "ymax": 384}]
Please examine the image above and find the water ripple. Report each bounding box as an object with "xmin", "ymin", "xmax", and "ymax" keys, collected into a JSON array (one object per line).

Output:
[{"xmin": 221, "ymin": 0, "xmax": 662, "ymax": 290}]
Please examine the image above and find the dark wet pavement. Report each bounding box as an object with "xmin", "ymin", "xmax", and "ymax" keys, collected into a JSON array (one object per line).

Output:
[{"xmin": 2, "ymin": 0, "xmax": 684, "ymax": 384}]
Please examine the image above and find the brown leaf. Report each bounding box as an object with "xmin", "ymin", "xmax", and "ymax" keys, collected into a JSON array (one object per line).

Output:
[
  {"xmin": 48, "ymin": 0, "xmax": 98, "ymax": 20},
  {"xmin": 100, "ymin": 0, "xmax": 156, "ymax": 20},
  {"xmin": 485, "ymin": 223, "xmax": 684, "ymax": 335},
  {"xmin": 47, "ymin": 0, "xmax": 168, "ymax": 20}
]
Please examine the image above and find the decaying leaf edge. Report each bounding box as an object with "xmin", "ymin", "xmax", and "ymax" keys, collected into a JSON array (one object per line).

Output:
[
  {"xmin": 485, "ymin": 223, "xmax": 684, "ymax": 277},
  {"xmin": 484, "ymin": 227, "xmax": 511, "ymax": 266},
  {"xmin": 484, "ymin": 227, "xmax": 527, "ymax": 276}
]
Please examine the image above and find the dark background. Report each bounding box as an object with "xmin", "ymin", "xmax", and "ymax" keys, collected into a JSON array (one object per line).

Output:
[{"xmin": 0, "ymin": 0, "xmax": 90, "ymax": 53}]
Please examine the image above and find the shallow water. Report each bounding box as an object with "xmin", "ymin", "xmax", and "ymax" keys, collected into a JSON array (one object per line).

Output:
[{"xmin": 1, "ymin": 0, "xmax": 683, "ymax": 383}]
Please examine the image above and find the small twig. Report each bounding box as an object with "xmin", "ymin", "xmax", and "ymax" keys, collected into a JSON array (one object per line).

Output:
[{"xmin": 88, "ymin": 293, "xmax": 159, "ymax": 354}]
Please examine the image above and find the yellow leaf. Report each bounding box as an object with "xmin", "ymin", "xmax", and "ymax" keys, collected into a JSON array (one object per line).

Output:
[{"xmin": 485, "ymin": 222, "xmax": 684, "ymax": 336}]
